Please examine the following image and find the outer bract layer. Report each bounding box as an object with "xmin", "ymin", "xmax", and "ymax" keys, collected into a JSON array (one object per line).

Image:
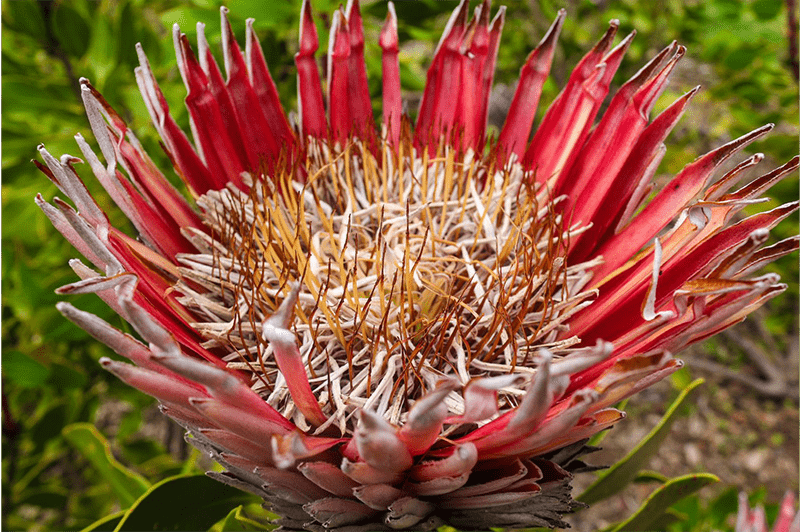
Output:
[{"xmin": 37, "ymin": 1, "xmax": 798, "ymax": 530}]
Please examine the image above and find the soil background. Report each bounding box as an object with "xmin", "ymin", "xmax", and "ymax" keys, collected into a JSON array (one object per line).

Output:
[{"xmin": 565, "ymin": 347, "xmax": 800, "ymax": 531}]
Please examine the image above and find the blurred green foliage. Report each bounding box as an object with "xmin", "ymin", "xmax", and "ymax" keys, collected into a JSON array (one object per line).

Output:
[{"xmin": 2, "ymin": 0, "xmax": 797, "ymax": 530}]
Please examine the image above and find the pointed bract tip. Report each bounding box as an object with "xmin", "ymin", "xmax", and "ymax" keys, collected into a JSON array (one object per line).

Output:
[
  {"xmin": 298, "ymin": 0, "xmax": 319, "ymax": 53},
  {"xmin": 264, "ymin": 283, "xmax": 301, "ymax": 332},
  {"xmin": 536, "ymin": 8, "xmax": 566, "ymax": 51},
  {"xmin": 487, "ymin": 4, "xmax": 506, "ymax": 34},
  {"xmin": 535, "ymin": 347, "xmax": 554, "ymax": 364},
  {"xmin": 477, "ymin": 0, "xmax": 491, "ymax": 26},
  {"xmin": 454, "ymin": 0, "xmax": 470, "ymax": 28},
  {"xmin": 330, "ymin": 8, "xmax": 351, "ymax": 57},
  {"xmin": 605, "ymin": 29, "xmax": 636, "ymax": 60},
  {"xmin": 435, "ymin": 0, "xmax": 470, "ymax": 53},
  {"xmin": 380, "ymin": 5, "xmax": 398, "ymax": 51},
  {"xmin": 345, "ymin": 0, "xmax": 360, "ymax": 19},
  {"xmin": 357, "ymin": 408, "xmax": 394, "ymax": 432},
  {"xmin": 594, "ymin": 20, "xmax": 619, "ymax": 54}
]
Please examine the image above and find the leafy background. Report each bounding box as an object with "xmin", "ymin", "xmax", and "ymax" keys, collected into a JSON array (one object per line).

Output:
[{"xmin": 2, "ymin": 0, "xmax": 797, "ymax": 530}]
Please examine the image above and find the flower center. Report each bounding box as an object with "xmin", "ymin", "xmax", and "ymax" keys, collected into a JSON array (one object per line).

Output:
[{"xmin": 177, "ymin": 137, "xmax": 599, "ymax": 433}]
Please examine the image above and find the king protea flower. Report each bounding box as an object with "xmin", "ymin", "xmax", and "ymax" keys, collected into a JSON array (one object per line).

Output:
[{"xmin": 36, "ymin": 1, "xmax": 798, "ymax": 530}]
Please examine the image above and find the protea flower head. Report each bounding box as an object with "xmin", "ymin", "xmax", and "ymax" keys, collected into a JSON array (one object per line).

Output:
[
  {"xmin": 737, "ymin": 492, "xmax": 799, "ymax": 532},
  {"xmin": 36, "ymin": 1, "xmax": 798, "ymax": 530}
]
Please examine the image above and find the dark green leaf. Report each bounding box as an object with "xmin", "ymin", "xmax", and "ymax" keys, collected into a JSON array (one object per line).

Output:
[
  {"xmin": 113, "ymin": 474, "xmax": 258, "ymax": 532},
  {"xmin": 50, "ymin": 4, "xmax": 92, "ymax": 58},
  {"xmin": 2, "ymin": 350, "xmax": 50, "ymax": 388},
  {"xmin": 46, "ymin": 363, "xmax": 89, "ymax": 390},
  {"xmin": 752, "ymin": 0, "xmax": 783, "ymax": 20},
  {"xmin": 3, "ymin": 0, "xmax": 46, "ymax": 41},
  {"xmin": 723, "ymin": 45, "xmax": 760, "ymax": 70},
  {"xmin": 116, "ymin": 1, "xmax": 139, "ymax": 68},
  {"xmin": 31, "ymin": 401, "xmax": 68, "ymax": 447},
  {"xmin": 17, "ymin": 485, "xmax": 69, "ymax": 509}
]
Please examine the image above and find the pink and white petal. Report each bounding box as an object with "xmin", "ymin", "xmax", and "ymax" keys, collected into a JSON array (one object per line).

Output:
[
  {"xmin": 398, "ymin": 379, "xmax": 459, "ymax": 454},
  {"xmin": 355, "ymin": 410, "xmax": 413, "ymax": 473},
  {"xmin": 341, "ymin": 458, "xmax": 405, "ymax": 485},
  {"xmin": 385, "ymin": 497, "xmax": 436, "ymax": 529},
  {"xmin": 302, "ymin": 497, "xmax": 380, "ymax": 527},
  {"xmin": 298, "ymin": 461, "xmax": 360, "ymax": 498},
  {"xmin": 409, "ymin": 443, "xmax": 478, "ymax": 482},
  {"xmin": 353, "ymin": 483, "xmax": 404, "ymax": 510}
]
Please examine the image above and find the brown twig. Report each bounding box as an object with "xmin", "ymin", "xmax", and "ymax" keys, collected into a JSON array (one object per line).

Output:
[
  {"xmin": 787, "ymin": 0, "xmax": 799, "ymax": 80},
  {"xmin": 36, "ymin": 0, "xmax": 82, "ymax": 99},
  {"xmin": 690, "ymin": 316, "xmax": 799, "ymax": 401},
  {"xmin": 2, "ymin": 392, "xmax": 21, "ymax": 531}
]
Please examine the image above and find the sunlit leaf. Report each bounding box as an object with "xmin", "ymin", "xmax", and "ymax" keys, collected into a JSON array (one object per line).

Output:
[
  {"xmin": 607, "ymin": 473, "xmax": 719, "ymax": 532},
  {"xmin": 578, "ymin": 379, "xmax": 705, "ymax": 505},
  {"xmin": 62, "ymin": 423, "xmax": 150, "ymax": 507},
  {"xmin": 79, "ymin": 510, "xmax": 126, "ymax": 532}
]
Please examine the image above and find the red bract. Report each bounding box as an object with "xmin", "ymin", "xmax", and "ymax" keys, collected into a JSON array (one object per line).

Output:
[
  {"xmin": 737, "ymin": 492, "xmax": 799, "ymax": 532},
  {"xmin": 37, "ymin": 1, "xmax": 797, "ymax": 530}
]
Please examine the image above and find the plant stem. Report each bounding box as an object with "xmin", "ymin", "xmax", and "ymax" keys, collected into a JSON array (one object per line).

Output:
[{"xmin": 787, "ymin": 0, "xmax": 799, "ymax": 80}]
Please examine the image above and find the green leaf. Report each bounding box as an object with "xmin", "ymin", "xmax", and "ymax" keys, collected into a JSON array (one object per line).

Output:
[
  {"xmin": 86, "ymin": 14, "xmax": 117, "ymax": 88},
  {"xmin": 46, "ymin": 362, "xmax": 89, "ymax": 390},
  {"xmin": 62, "ymin": 423, "xmax": 150, "ymax": 507},
  {"xmin": 31, "ymin": 401, "xmax": 68, "ymax": 449},
  {"xmin": 708, "ymin": 487, "xmax": 740, "ymax": 527},
  {"xmin": 723, "ymin": 45, "xmax": 760, "ymax": 70},
  {"xmin": 608, "ymin": 473, "xmax": 719, "ymax": 532},
  {"xmin": 633, "ymin": 470, "xmax": 669, "ymax": 484},
  {"xmin": 3, "ymin": 0, "xmax": 47, "ymax": 41},
  {"xmin": 212, "ymin": 504, "xmax": 274, "ymax": 532},
  {"xmin": 16, "ymin": 485, "xmax": 69, "ymax": 509},
  {"xmin": 113, "ymin": 474, "xmax": 258, "ymax": 532},
  {"xmin": 578, "ymin": 378, "xmax": 704, "ymax": 505},
  {"xmin": 79, "ymin": 510, "xmax": 127, "ymax": 532},
  {"xmin": 752, "ymin": 0, "xmax": 783, "ymax": 20},
  {"xmin": 50, "ymin": 3, "xmax": 92, "ymax": 58},
  {"xmin": 2, "ymin": 350, "xmax": 50, "ymax": 388}
]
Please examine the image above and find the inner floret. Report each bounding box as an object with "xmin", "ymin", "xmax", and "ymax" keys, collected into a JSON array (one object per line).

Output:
[{"xmin": 176, "ymin": 138, "xmax": 601, "ymax": 433}]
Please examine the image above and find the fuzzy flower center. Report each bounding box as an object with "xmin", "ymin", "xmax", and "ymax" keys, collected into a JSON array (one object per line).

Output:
[{"xmin": 176, "ymin": 138, "xmax": 599, "ymax": 433}]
